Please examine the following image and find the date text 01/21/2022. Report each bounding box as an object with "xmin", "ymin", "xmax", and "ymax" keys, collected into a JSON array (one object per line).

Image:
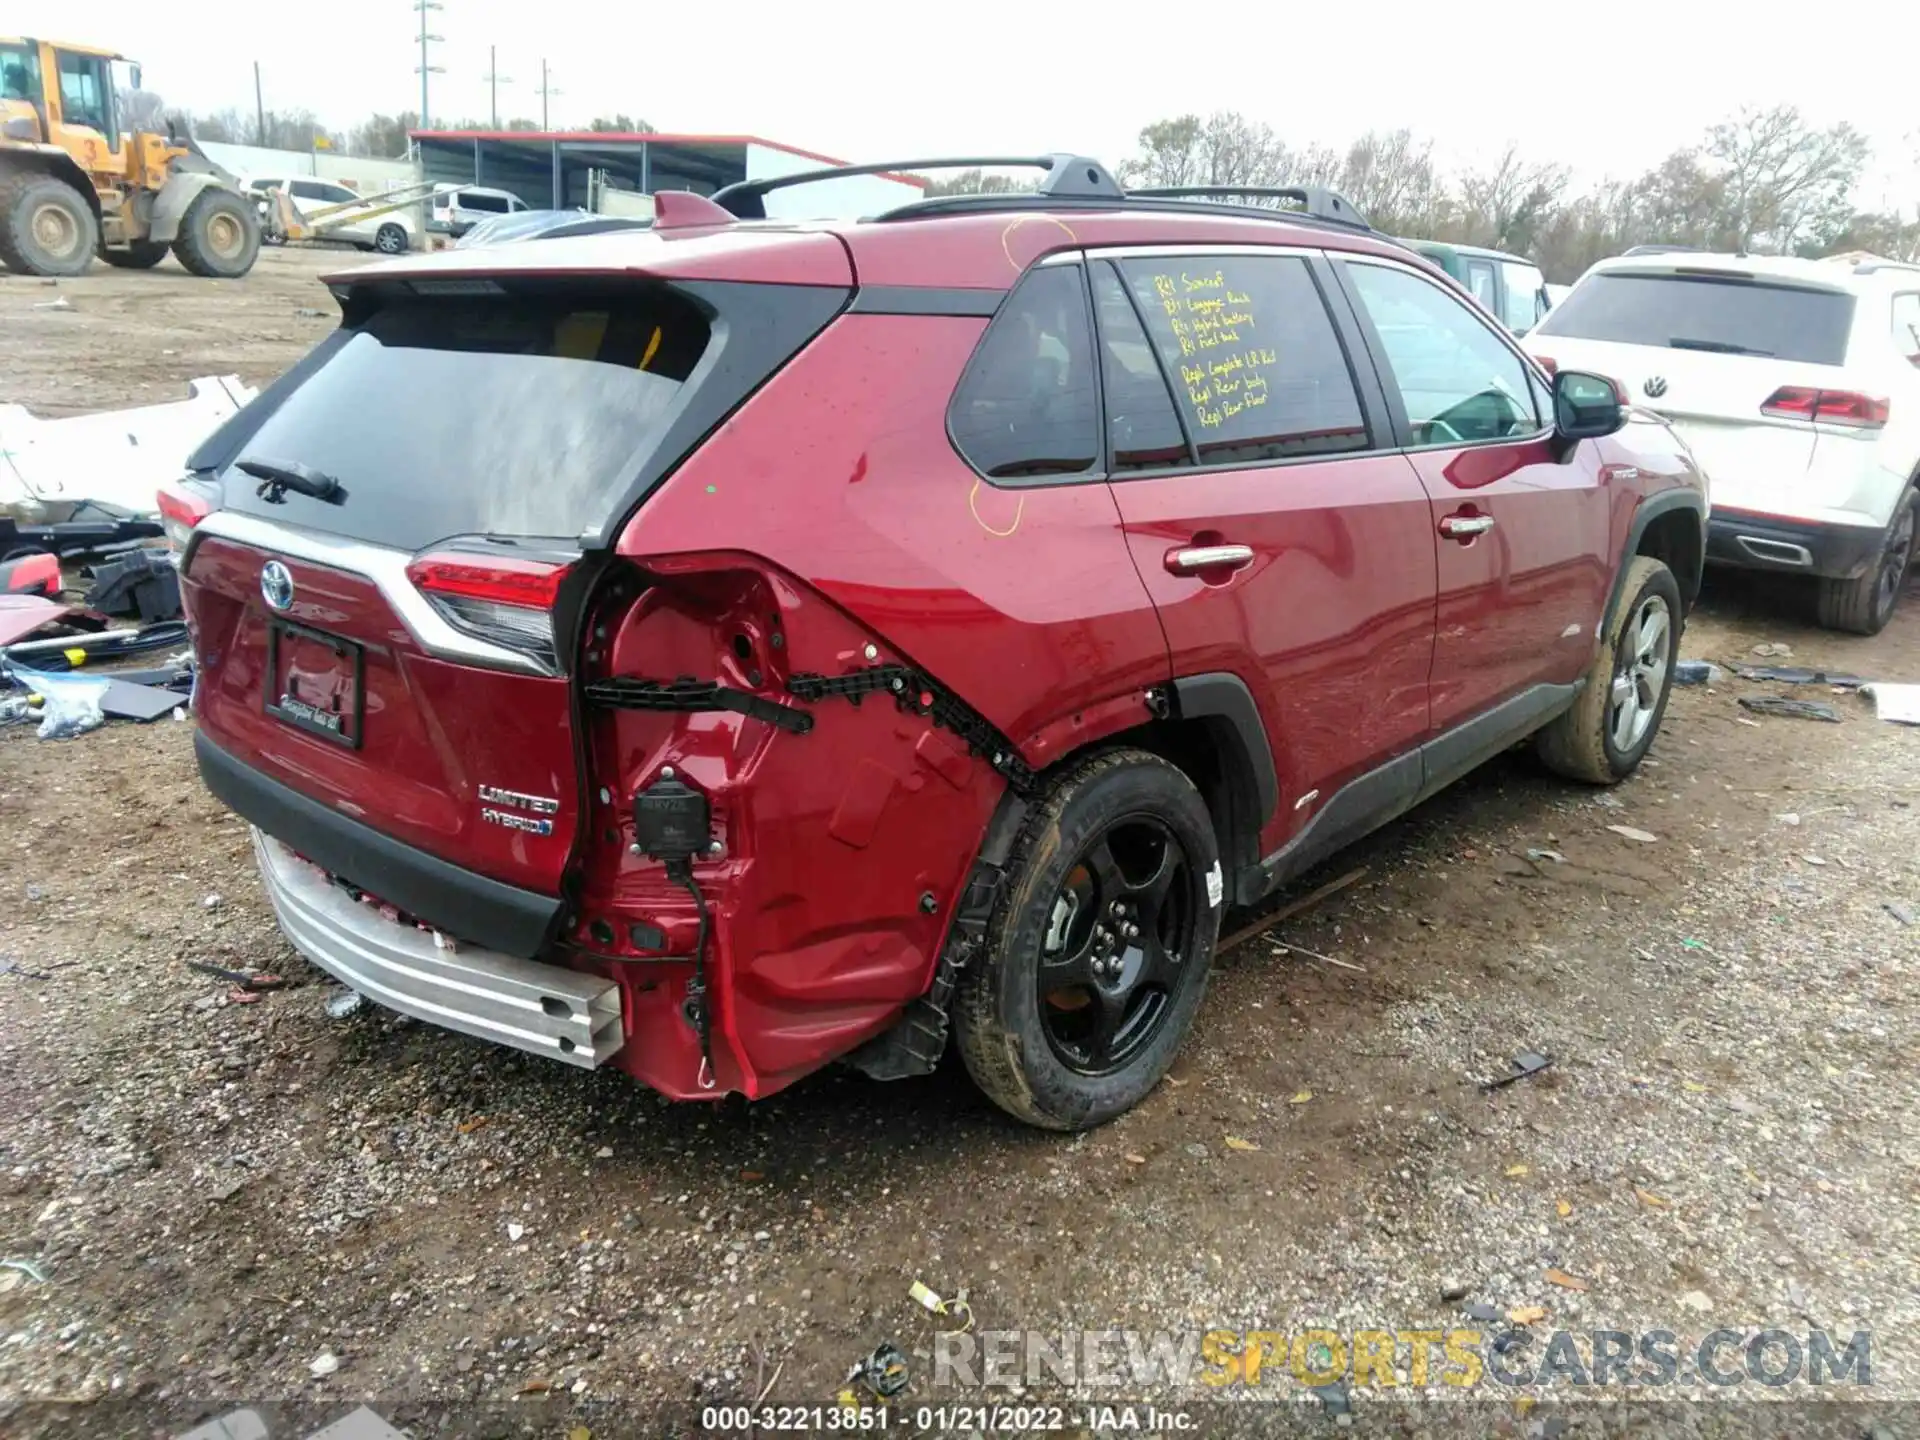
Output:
[{"xmin": 698, "ymin": 1405, "xmax": 1193, "ymax": 1432}]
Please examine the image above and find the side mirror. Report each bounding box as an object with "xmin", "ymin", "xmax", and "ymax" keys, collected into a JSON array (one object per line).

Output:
[
  {"xmin": 1554, "ymin": 369, "xmax": 1626, "ymax": 443},
  {"xmin": 130, "ymin": 64, "xmax": 144, "ymax": 91}
]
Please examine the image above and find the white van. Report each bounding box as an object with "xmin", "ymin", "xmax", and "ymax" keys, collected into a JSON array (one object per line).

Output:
[{"xmin": 431, "ymin": 186, "xmax": 531, "ymax": 237}]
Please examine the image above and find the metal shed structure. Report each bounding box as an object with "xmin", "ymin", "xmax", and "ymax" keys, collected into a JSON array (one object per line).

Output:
[{"xmin": 407, "ymin": 131, "xmax": 925, "ymax": 218}]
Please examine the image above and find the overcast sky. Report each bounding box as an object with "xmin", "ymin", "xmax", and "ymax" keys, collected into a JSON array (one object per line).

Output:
[{"xmin": 18, "ymin": 0, "xmax": 1919, "ymax": 208}]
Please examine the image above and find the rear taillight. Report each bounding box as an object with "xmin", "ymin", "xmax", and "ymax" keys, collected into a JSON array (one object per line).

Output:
[
  {"xmin": 1760, "ymin": 386, "xmax": 1890, "ymax": 430},
  {"xmin": 1533, "ymin": 355, "xmax": 1558, "ymax": 376},
  {"xmin": 156, "ymin": 479, "xmax": 213, "ymax": 555},
  {"xmin": 406, "ymin": 550, "xmax": 573, "ymax": 672}
]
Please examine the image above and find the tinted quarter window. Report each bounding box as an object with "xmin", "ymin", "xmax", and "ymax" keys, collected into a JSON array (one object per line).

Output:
[
  {"xmin": 463, "ymin": 192, "xmax": 514, "ymax": 214},
  {"xmin": 1533, "ymin": 272, "xmax": 1856, "ymax": 365},
  {"xmin": 1118, "ymin": 255, "xmax": 1369, "ymax": 464},
  {"xmin": 1090, "ymin": 264, "xmax": 1191, "ymax": 472},
  {"xmin": 1345, "ymin": 261, "xmax": 1541, "ymax": 445},
  {"xmin": 949, "ymin": 264, "xmax": 1100, "ymax": 480},
  {"xmin": 224, "ymin": 286, "xmax": 711, "ymax": 549}
]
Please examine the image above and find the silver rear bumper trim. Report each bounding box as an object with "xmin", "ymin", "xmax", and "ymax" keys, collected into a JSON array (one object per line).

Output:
[
  {"xmin": 1736, "ymin": 536, "xmax": 1814, "ymax": 568},
  {"xmin": 252, "ymin": 830, "xmax": 623, "ymax": 1067}
]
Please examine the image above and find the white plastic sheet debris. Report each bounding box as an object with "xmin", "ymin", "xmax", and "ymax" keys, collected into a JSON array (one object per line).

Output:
[
  {"xmin": 1861, "ymin": 683, "xmax": 1920, "ymax": 725},
  {"xmin": 0, "ymin": 375, "xmax": 256, "ymax": 525}
]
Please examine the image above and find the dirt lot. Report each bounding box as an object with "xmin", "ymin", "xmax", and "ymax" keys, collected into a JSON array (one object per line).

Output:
[{"xmin": 2, "ymin": 250, "xmax": 1917, "ymax": 1435}]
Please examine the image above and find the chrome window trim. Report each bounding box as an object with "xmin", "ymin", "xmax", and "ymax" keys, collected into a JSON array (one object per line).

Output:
[
  {"xmin": 1086, "ymin": 242, "xmax": 1324, "ymax": 262},
  {"xmin": 185, "ymin": 510, "xmax": 549, "ymax": 676}
]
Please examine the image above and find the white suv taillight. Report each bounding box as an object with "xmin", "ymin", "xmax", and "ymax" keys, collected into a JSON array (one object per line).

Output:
[
  {"xmin": 405, "ymin": 550, "xmax": 573, "ymax": 672},
  {"xmin": 156, "ymin": 478, "xmax": 214, "ymax": 556},
  {"xmin": 1760, "ymin": 386, "xmax": 1890, "ymax": 430}
]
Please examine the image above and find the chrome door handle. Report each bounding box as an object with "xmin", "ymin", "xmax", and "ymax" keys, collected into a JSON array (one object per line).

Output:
[
  {"xmin": 1439, "ymin": 514, "xmax": 1495, "ymax": 539},
  {"xmin": 1165, "ymin": 544, "xmax": 1255, "ymax": 575}
]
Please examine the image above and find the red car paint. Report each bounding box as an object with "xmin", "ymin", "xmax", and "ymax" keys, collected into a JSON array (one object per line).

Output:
[{"xmin": 180, "ymin": 193, "xmax": 1706, "ymax": 1105}]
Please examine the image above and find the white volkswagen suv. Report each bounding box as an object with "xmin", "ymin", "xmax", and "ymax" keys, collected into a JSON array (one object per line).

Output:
[{"xmin": 1527, "ymin": 251, "xmax": 1919, "ymax": 634}]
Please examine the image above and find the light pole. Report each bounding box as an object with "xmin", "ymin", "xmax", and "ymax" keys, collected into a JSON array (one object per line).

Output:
[
  {"xmin": 413, "ymin": 0, "xmax": 445, "ymax": 128},
  {"xmin": 483, "ymin": 44, "xmax": 512, "ymax": 128}
]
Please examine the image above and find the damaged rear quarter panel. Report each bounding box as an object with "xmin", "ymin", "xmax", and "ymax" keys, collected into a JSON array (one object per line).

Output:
[
  {"xmin": 574, "ymin": 558, "xmax": 1003, "ymax": 1098},
  {"xmin": 590, "ymin": 312, "xmax": 1170, "ymax": 1098}
]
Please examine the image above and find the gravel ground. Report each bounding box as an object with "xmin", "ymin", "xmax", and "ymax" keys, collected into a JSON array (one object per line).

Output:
[{"xmin": 2, "ymin": 252, "xmax": 1917, "ymax": 1438}]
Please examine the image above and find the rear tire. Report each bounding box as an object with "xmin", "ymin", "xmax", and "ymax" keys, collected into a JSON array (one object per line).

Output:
[
  {"xmin": 171, "ymin": 187, "xmax": 260, "ymax": 278},
  {"xmin": 374, "ymin": 222, "xmax": 408, "ymax": 255},
  {"xmin": 0, "ymin": 173, "xmax": 97, "ymax": 277},
  {"xmin": 1536, "ymin": 555, "xmax": 1682, "ymax": 784},
  {"xmin": 1815, "ymin": 491, "xmax": 1915, "ymax": 636},
  {"xmin": 954, "ymin": 749, "xmax": 1221, "ymax": 1130},
  {"xmin": 98, "ymin": 240, "xmax": 169, "ymax": 270}
]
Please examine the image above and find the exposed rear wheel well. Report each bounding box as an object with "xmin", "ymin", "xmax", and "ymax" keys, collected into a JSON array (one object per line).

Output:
[
  {"xmin": 1636, "ymin": 508, "xmax": 1704, "ymax": 613},
  {"xmin": 1035, "ymin": 715, "xmax": 1265, "ymax": 895}
]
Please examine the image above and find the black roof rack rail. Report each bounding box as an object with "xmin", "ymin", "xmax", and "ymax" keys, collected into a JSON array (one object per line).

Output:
[
  {"xmin": 711, "ymin": 153, "xmax": 1377, "ymax": 235},
  {"xmin": 710, "ymin": 153, "xmax": 1122, "ymax": 219},
  {"xmin": 1126, "ymin": 184, "xmax": 1369, "ymax": 231}
]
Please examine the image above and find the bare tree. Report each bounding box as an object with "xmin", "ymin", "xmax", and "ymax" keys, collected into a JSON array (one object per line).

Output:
[
  {"xmin": 1706, "ymin": 105, "xmax": 1870, "ymax": 252},
  {"xmin": 919, "ymin": 168, "xmax": 1037, "ymax": 196},
  {"xmin": 1334, "ymin": 129, "xmax": 1442, "ymax": 234},
  {"xmin": 344, "ymin": 113, "xmax": 418, "ymax": 159},
  {"xmin": 1455, "ymin": 144, "xmax": 1568, "ymax": 252}
]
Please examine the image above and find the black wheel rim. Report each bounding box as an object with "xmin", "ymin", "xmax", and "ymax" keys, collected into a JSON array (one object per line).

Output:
[
  {"xmin": 1876, "ymin": 505, "xmax": 1915, "ymax": 616},
  {"xmin": 1036, "ymin": 815, "xmax": 1201, "ymax": 1076}
]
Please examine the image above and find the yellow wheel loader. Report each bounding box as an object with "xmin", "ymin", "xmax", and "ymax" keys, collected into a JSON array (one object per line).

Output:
[{"xmin": 0, "ymin": 36, "xmax": 259, "ymax": 278}]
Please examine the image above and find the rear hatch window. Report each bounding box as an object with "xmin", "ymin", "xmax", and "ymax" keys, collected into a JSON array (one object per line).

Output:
[
  {"xmin": 219, "ymin": 286, "xmax": 710, "ymax": 550},
  {"xmin": 1534, "ymin": 271, "xmax": 1855, "ymax": 365}
]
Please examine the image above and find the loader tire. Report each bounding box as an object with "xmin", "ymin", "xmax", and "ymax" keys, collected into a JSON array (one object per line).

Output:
[
  {"xmin": 172, "ymin": 188, "xmax": 260, "ymax": 278},
  {"xmin": 0, "ymin": 174, "xmax": 97, "ymax": 276},
  {"xmin": 99, "ymin": 241, "xmax": 170, "ymax": 270}
]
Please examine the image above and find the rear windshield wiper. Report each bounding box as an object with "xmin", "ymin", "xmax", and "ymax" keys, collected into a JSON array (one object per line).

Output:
[
  {"xmin": 1668, "ymin": 337, "xmax": 1774, "ymax": 357},
  {"xmin": 237, "ymin": 456, "xmax": 344, "ymax": 504}
]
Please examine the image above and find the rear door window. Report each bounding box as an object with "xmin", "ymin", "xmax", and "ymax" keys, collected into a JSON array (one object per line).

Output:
[
  {"xmin": 948, "ymin": 264, "xmax": 1100, "ymax": 481},
  {"xmin": 462, "ymin": 192, "xmax": 514, "ymax": 214},
  {"xmin": 1089, "ymin": 264, "xmax": 1191, "ymax": 472},
  {"xmin": 1115, "ymin": 253, "xmax": 1370, "ymax": 465},
  {"xmin": 222, "ymin": 285, "xmax": 712, "ymax": 549},
  {"xmin": 1533, "ymin": 271, "xmax": 1856, "ymax": 365},
  {"xmin": 1499, "ymin": 261, "xmax": 1546, "ymax": 332},
  {"xmin": 1464, "ymin": 258, "xmax": 1498, "ymax": 310}
]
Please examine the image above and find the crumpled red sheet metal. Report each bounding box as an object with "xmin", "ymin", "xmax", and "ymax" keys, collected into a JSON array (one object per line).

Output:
[{"xmin": 0, "ymin": 594, "xmax": 67, "ymax": 647}]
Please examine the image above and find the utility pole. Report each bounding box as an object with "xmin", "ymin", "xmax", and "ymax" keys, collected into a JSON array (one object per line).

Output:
[
  {"xmin": 482, "ymin": 44, "xmax": 512, "ymax": 128},
  {"xmin": 253, "ymin": 62, "xmax": 266, "ymax": 146},
  {"xmin": 413, "ymin": 0, "xmax": 445, "ymax": 129},
  {"xmin": 537, "ymin": 58, "xmax": 562, "ymax": 131}
]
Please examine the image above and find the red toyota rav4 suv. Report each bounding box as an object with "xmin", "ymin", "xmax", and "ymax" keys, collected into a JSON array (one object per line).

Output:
[{"xmin": 168, "ymin": 155, "xmax": 1706, "ymax": 1130}]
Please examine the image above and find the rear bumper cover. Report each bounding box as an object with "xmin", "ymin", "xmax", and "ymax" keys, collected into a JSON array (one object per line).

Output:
[
  {"xmin": 1706, "ymin": 511, "xmax": 1884, "ymax": 581},
  {"xmin": 250, "ymin": 830, "xmax": 623, "ymax": 1068},
  {"xmin": 194, "ymin": 730, "xmax": 560, "ymax": 957}
]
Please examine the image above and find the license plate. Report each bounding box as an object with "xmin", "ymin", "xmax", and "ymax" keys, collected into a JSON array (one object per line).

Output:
[{"xmin": 264, "ymin": 619, "xmax": 364, "ymax": 749}]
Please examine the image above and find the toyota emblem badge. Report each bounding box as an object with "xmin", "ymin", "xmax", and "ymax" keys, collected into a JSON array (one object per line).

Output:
[
  {"xmin": 261, "ymin": 560, "xmax": 295, "ymax": 613},
  {"xmin": 1643, "ymin": 376, "xmax": 1669, "ymax": 399}
]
